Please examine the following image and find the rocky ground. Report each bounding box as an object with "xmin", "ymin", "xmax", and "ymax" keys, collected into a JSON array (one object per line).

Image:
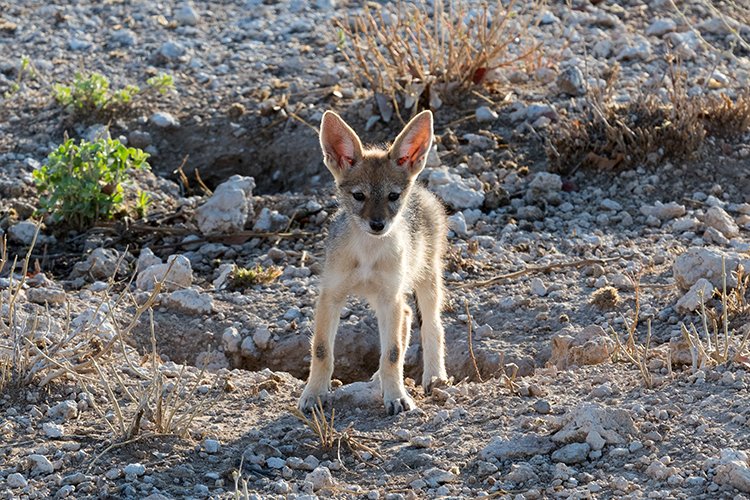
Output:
[{"xmin": 1, "ymin": 0, "xmax": 750, "ymax": 498}]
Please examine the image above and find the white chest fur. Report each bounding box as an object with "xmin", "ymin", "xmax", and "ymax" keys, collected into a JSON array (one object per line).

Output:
[{"xmin": 344, "ymin": 230, "xmax": 406, "ymax": 298}]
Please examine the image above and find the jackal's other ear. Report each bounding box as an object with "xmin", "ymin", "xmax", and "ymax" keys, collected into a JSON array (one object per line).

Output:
[
  {"xmin": 391, "ymin": 110, "xmax": 433, "ymax": 176},
  {"xmin": 320, "ymin": 111, "xmax": 363, "ymax": 176}
]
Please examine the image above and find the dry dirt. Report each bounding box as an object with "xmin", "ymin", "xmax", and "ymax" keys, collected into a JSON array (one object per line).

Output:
[{"xmin": 1, "ymin": 0, "xmax": 750, "ymax": 499}]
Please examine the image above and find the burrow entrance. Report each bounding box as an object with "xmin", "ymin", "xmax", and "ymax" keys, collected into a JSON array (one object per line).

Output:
[{"xmin": 131, "ymin": 112, "xmax": 511, "ymax": 386}]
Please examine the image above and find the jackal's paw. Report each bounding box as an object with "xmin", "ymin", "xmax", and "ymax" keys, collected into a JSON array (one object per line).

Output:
[
  {"xmin": 298, "ymin": 384, "xmax": 331, "ymax": 412},
  {"xmin": 422, "ymin": 372, "xmax": 449, "ymax": 395},
  {"xmin": 384, "ymin": 392, "xmax": 415, "ymax": 416}
]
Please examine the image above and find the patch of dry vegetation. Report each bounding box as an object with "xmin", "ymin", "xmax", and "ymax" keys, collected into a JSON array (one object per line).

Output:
[
  {"xmin": 1, "ymin": 233, "xmax": 223, "ymax": 455},
  {"xmin": 229, "ymin": 263, "xmax": 284, "ymax": 289},
  {"xmin": 680, "ymin": 259, "xmax": 750, "ymax": 372},
  {"xmin": 335, "ymin": 0, "xmax": 542, "ymax": 117},
  {"xmin": 590, "ymin": 285, "xmax": 621, "ymax": 310},
  {"xmin": 548, "ymin": 65, "xmax": 750, "ymax": 174},
  {"xmin": 291, "ymin": 400, "xmax": 382, "ymax": 463}
]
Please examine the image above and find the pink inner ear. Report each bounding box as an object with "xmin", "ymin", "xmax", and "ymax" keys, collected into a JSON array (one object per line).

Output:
[
  {"xmin": 397, "ymin": 130, "xmax": 431, "ymax": 169},
  {"xmin": 393, "ymin": 112, "xmax": 433, "ymax": 170},
  {"xmin": 321, "ymin": 115, "xmax": 360, "ymax": 169}
]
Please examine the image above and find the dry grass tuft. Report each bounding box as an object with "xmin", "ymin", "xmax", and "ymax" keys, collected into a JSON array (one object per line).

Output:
[
  {"xmin": 0, "ymin": 226, "xmax": 129, "ymax": 393},
  {"xmin": 1, "ymin": 230, "xmax": 222, "ymax": 454},
  {"xmin": 607, "ymin": 272, "xmax": 655, "ymax": 388},
  {"xmin": 335, "ymin": 0, "xmax": 542, "ymax": 117},
  {"xmin": 548, "ymin": 65, "xmax": 750, "ymax": 174},
  {"xmin": 292, "ymin": 400, "xmax": 382, "ymax": 464},
  {"xmin": 81, "ymin": 310, "xmax": 224, "ymax": 446},
  {"xmin": 680, "ymin": 257, "xmax": 750, "ymax": 371},
  {"xmin": 590, "ymin": 286, "xmax": 621, "ymax": 310}
]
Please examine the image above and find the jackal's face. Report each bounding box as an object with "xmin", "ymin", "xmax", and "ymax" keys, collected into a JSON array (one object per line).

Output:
[{"xmin": 319, "ymin": 110, "xmax": 434, "ymax": 236}]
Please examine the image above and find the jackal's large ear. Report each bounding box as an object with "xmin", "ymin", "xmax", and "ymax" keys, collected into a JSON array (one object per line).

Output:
[
  {"xmin": 319, "ymin": 111, "xmax": 363, "ymax": 176},
  {"xmin": 391, "ymin": 110, "xmax": 433, "ymax": 176}
]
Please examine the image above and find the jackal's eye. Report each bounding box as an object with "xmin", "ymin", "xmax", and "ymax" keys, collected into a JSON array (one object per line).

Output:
[
  {"xmin": 352, "ymin": 192, "xmax": 366, "ymax": 201},
  {"xmin": 388, "ymin": 192, "xmax": 400, "ymax": 202}
]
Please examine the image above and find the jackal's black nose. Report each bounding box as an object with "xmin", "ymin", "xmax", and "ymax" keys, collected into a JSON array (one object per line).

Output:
[{"xmin": 369, "ymin": 220, "xmax": 385, "ymax": 232}]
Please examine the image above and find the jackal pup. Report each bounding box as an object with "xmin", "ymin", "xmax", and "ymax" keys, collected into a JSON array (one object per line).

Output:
[{"xmin": 298, "ymin": 110, "xmax": 448, "ymax": 415}]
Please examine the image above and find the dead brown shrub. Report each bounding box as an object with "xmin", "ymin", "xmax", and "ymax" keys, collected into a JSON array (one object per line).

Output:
[
  {"xmin": 547, "ymin": 65, "xmax": 750, "ymax": 174},
  {"xmin": 335, "ymin": 0, "xmax": 542, "ymax": 118}
]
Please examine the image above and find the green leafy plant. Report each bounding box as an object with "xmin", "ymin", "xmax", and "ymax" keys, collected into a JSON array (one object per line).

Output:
[
  {"xmin": 33, "ymin": 138, "xmax": 150, "ymax": 228},
  {"xmin": 3, "ymin": 55, "xmax": 34, "ymax": 98},
  {"xmin": 135, "ymin": 191, "xmax": 152, "ymax": 219},
  {"xmin": 146, "ymin": 73, "xmax": 174, "ymax": 95},
  {"xmin": 53, "ymin": 72, "xmax": 174, "ymax": 117}
]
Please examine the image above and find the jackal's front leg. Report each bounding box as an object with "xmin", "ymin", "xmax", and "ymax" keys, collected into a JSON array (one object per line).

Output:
[
  {"xmin": 416, "ymin": 276, "xmax": 448, "ymax": 394},
  {"xmin": 299, "ymin": 291, "xmax": 344, "ymax": 411},
  {"xmin": 375, "ymin": 297, "xmax": 415, "ymax": 415}
]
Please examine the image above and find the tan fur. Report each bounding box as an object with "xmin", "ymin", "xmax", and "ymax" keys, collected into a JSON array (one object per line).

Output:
[{"xmin": 299, "ymin": 110, "xmax": 448, "ymax": 415}]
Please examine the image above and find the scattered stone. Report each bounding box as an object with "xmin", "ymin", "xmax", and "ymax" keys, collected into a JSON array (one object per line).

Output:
[
  {"xmin": 7, "ymin": 473, "xmax": 28, "ymax": 488},
  {"xmin": 552, "ymin": 403, "xmax": 637, "ymax": 445},
  {"xmin": 305, "ymin": 466, "xmax": 334, "ymax": 491},
  {"xmin": 673, "ymin": 247, "xmax": 750, "ymax": 290},
  {"xmin": 70, "ymin": 247, "xmax": 127, "ymax": 280},
  {"xmin": 423, "ymin": 467, "xmax": 457, "ymax": 487},
  {"xmin": 409, "ymin": 435, "xmax": 434, "ymax": 448},
  {"xmin": 29, "ymin": 454, "xmax": 54, "ymax": 474},
  {"xmin": 253, "ymin": 207, "xmax": 289, "ymax": 232},
  {"xmin": 529, "ymin": 172, "xmax": 562, "ymax": 199},
  {"xmin": 530, "ymin": 277, "xmax": 547, "ymax": 297},
  {"xmin": 539, "ymin": 10, "xmax": 560, "ymax": 24},
  {"xmin": 252, "ymin": 326, "xmax": 272, "ymax": 350},
  {"xmin": 557, "ymin": 66, "xmax": 586, "ymax": 96},
  {"xmin": 640, "ymin": 201, "xmax": 686, "ymax": 221},
  {"xmin": 533, "ymin": 399, "xmax": 552, "ymax": 414},
  {"xmin": 672, "ymin": 216, "xmax": 699, "ymax": 233},
  {"xmin": 475, "ymin": 106, "xmax": 498, "ymax": 123},
  {"xmin": 601, "ymin": 199, "xmax": 623, "ymax": 211},
  {"xmin": 586, "ymin": 430, "xmax": 606, "ymax": 451},
  {"xmin": 479, "ymin": 434, "xmax": 556, "ymax": 461},
  {"xmin": 646, "ymin": 18, "xmax": 677, "ymax": 37},
  {"xmin": 675, "ymin": 278, "xmax": 714, "ymax": 313},
  {"xmin": 703, "ymin": 206, "xmax": 740, "ymax": 238},
  {"xmin": 47, "ymin": 400, "xmax": 78, "ymax": 421},
  {"xmin": 427, "ymin": 168, "xmax": 484, "ymax": 209},
  {"xmin": 646, "ymin": 460, "xmax": 673, "ymax": 480},
  {"xmin": 713, "ymin": 448, "xmax": 750, "ymax": 492},
  {"xmin": 549, "ymin": 325, "xmax": 614, "ymax": 369},
  {"xmin": 203, "ymin": 439, "xmax": 220, "ymax": 454},
  {"xmin": 137, "ymin": 247, "xmax": 162, "ymax": 271},
  {"xmin": 27, "ymin": 287, "xmax": 66, "ymax": 305},
  {"xmin": 158, "ymin": 40, "xmax": 186, "ymax": 60},
  {"xmin": 8, "ymin": 220, "xmax": 40, "ymax": 244},
  {"xmin": 196, "ymin": 175, "xmax": 256, "ymax": 235},
  {"xmin": 136, "ymin": 254, "xmax": 193, "ymax": 291},
  {"xmin": 272, "ymin": 479, "xmax": 290, "ymax": 494},
  {"xmin": 448, "ymin": 212, "xmax": 469, "ymax": 238},
  {"xmin": 163, "ymin": 288, "xmax": 213, "ymax": 315},
  {"xmin": 616, "ymin": 38, "xmax": 652, "ymax": 61},
  {"xmin": 150, "ymin": 111, "xmax": 180, "ymax": 128},
  {"xmin": 223, "ymin": 327, "xmax": 242, "ymax": 353},
  {"xmin": 124, "ymin": 463, "xmax": 146, "ymax": 477},
  {"xmin": 552, "ymin": 443, "xmax": 591, "ymax": 464},
  {"xmin": 42, "ymin": 422, "xmax": 65, "ymax": 438},
  {"xmin": 127, "ymin": 130, "xmax": 153, "ymax": 151},
  {"xmin": 174, "ymin": 3, "xmax": 200, "ymax": 25}
]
